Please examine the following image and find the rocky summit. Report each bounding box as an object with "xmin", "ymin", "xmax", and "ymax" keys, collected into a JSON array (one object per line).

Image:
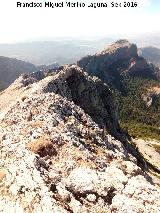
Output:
[
  {"xmin": 0, "ymin": 64, "xmax": 160, "ymax": 213},
  {"xmin": 78, "ymin": 40, "xmax": 160, "ymax": 91}
]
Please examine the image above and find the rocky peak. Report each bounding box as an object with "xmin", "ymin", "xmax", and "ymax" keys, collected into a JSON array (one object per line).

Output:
[
  {"xmin": 78, "ymin": 40, "xmax": 157, "ymax": 91},
  {"xmin": 37, "ymin": 64, "xmax": 122, "ymax": 140},
  {"xmin": 97, "ymin": 39, "xmax": 138, "ymax": 58}
]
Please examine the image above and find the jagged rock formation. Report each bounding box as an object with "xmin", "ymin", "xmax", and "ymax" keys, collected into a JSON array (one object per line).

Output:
[
  {"xmin": 0, "ymin": 65, "xmax": 160, "ymax": 212},
  {"xmin": 41, "ymin": 65, "xmax": 123, "ymax": 140},
  {"xmin": 0, "ymin": 65, "xmax": 122, "ymax": 140},
  {"xmin": 78, "ymin": 40, "xmax": 159, "ymax": 91},
  {"xmin": 0, "ymin": 56, "xmax": 38, "ymax": 91}
]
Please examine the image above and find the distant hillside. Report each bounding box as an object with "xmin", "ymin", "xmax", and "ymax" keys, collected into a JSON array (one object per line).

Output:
[
  {"xmin": 140, "ymin": 46, "xmax": 160, "ymax": 67},
  {"xmin": 38, "ymin": 62, "xmax": 60, "ymax": 71},
  {"xmin": 0, "ymin": 33, "xmax": 160, "ymax": 66},
  {"xmin": 0, "ymin": 56, "xmax": 38, "ymax": 90}
]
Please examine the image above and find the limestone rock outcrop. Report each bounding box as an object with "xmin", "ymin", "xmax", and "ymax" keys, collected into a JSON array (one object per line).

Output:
[
  {"xmin": 0, "ymin": 60, "xmax": 160, "ymax": 212},
  {"xmin": 78, "ymin": 40, "xmax": 158, "ymax": 90},
  {"xmin": 41, "ymin": 65, "xmax": 123, "ymax": 139}
]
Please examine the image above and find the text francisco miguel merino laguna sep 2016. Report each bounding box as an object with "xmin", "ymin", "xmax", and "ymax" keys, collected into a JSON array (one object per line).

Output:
[{"xmin": 16, "ymin": 1, "xmax": 109, "ymax": 8}]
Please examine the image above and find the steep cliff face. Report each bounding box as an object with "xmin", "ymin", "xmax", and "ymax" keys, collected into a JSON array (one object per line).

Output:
[
  {"xmin": 6, "ymin": 65, "xmax": 122, "ymax": 140},
  {"xmin": 78, "ymin": 40, "xmax": 160, "ymax": 134},
  {"xmin": 78, "ymin": 40, "xmax": 159, "ymax": 91},
  {"xmin": 0, "ymin": 65, "xmax": 160, "ymax": 212},
  {"xmin": 41, "ymin": 65, "xmax": 122, "ymax": 140}
]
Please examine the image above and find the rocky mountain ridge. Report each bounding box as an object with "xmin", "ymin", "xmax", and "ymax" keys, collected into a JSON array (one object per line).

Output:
[
  {"xmin": 78, "ymin": 40, "xmax": 160, "ymax": 132},
  {"xmin": 78, "ymin": 40, "xmax": 160, "ymax": 175},
  {"xmin": 78, "ymin": 40, "xmax": 160, "ymax": 91},
  {"xmin": 0, "ymin": 64, "xmax": 160, "ymax": 212}
]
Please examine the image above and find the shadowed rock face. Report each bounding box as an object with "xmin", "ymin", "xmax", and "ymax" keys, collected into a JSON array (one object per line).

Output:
[
  {"xmin": 0, "ymin": 63, "xmax": 123, "ymax": 140},
  {"xmin": 78, "ymin": 40, "xmax": 158, "ymax": 91},
  {"xmin": 42, "ymin": 65, "xmax": 123, "ymax": 140}
]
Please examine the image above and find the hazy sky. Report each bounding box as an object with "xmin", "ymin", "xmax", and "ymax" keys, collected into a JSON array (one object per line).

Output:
[{"xmin": 0, "ymin": 0, "xmax": 159, "ymax": 43}]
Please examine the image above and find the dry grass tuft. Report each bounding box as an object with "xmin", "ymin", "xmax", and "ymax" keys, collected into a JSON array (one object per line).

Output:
[
  {"xmin": 27, "ymin": 136, "xmax": 57, "ymax": 157},
  {"xmin": 0, "ymin": 169, "xmax": 7, "ymax": 182},
  {"xmin": 21, "ymin": 96, "xmax": 28, "ymax": 102},
  {"xmin": 29, "ymin": 121, "xmax": 44, "ymax": 128}
]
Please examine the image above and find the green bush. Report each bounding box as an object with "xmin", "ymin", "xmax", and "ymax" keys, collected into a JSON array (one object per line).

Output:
[{"xmin": 121, "ymin": 121, "xmax": 160, "ymax": 141}]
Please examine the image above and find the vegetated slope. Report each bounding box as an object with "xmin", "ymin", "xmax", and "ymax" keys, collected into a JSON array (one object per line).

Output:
[
  {"xmin": 140, "ymin": 46, "xmax": 160, "ymax": 67},
  {"xmin": 0, "ymin": 65, "xmax": 160, "ymax": 212},
  {"xmin": 78, "ymin": 40, "xmax": 160, "ymax": 141},
  {"xmin": 0, "ymin": 56, "xmax": 38, "ymax": 91}
]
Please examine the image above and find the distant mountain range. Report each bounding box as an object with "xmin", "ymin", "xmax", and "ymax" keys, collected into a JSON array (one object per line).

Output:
[
  {"xmin": 1, "ymin": 38, "xmax": 160, "ymax": 90},
  {"xmin": 0, "ymin": 38, "xmax": 113, "ymax": 66},
  {"xmin": 0, "ymin": 33, "xmax": 160, "ymax": 66}
]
